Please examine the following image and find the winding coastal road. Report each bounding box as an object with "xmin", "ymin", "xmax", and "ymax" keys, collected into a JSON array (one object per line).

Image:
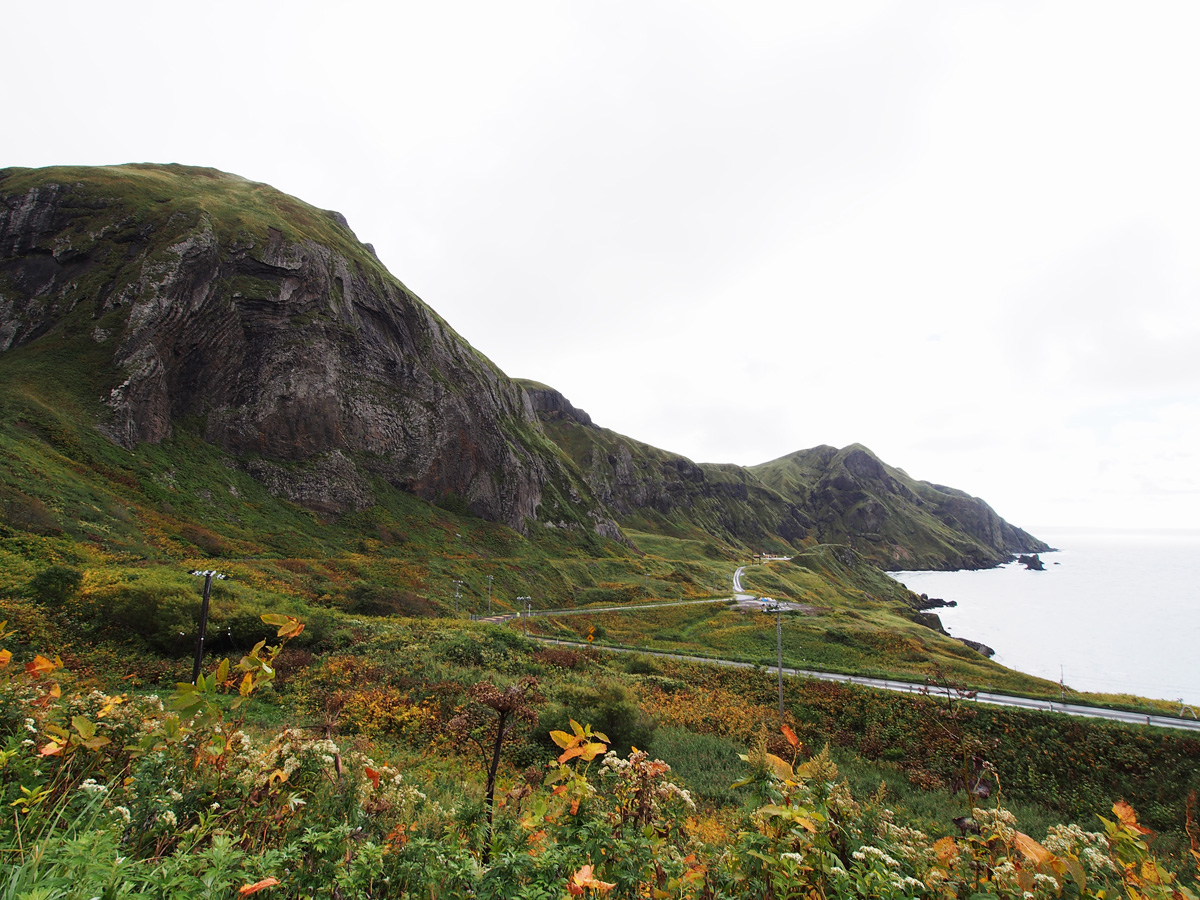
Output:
[{"xmin": 480, "ymin": 564, "xmax": 1200, "ymax": 733}]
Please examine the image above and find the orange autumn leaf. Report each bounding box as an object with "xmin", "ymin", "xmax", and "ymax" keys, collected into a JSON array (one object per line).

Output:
[
  {"xmin": 1114, "ymin": 801, "xmax": 1154, "ymax": 835},
  {"xmin": 238, "ymin": 876, "xmax": 280, "ymax": 896},
  {"xmin": 764, "ymin": 752, "xmax": 794, "ymax": 781},
  {"xmin": 781, "ymin": 724, "xmax": 799, "ymax": 748},
  {"xmin": 365, "ymin": 766, "xmax": 381, "ymax": 789},
  {"xmin": 933, "ymin": 836, "xmax": 958, "ymax": 863},
  {"xmin": 1014, "ymin": 831, "xmax": 1052, "ymax": 865},
  {"xmin": 569, "ymin": 864, "xmax": 616, "ymax": 895},
  {"xmin": 25, "ymin": 655, "xmax": 58, "ymax": 677},
  {"xmin": 0, "ymin": 649, "xmax": 11, "ymax": 668}
]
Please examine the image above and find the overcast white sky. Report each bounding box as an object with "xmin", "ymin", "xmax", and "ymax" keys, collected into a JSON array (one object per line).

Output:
[{"xmin": 8, "ymin": 1, "xmax": 1199, "ymax": 531}]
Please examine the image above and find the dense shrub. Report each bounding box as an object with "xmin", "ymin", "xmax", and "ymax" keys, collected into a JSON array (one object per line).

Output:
[{"xmin": 28, "ymin": 565, "xmax": 82, "ymax": 606}]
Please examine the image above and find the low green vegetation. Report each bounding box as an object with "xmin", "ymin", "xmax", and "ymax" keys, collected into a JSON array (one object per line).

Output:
[{"xmin": 3, "ymin": 608, "xmax": 1198, "ymax": 898}]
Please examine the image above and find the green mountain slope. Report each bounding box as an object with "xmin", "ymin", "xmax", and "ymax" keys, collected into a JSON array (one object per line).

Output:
[{"xmin": 522, "ymin": 382, "xmax": 1047, "ymax": 569}]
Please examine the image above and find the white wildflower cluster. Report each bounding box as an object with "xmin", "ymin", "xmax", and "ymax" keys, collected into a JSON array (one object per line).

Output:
[
  {"xmin": 825, "ymin": 779, "xmax": 860, "ymax": 818},
  {"xmin": 232, "ymin": 727, "xmax": 307, "ymax": 789},
  {"xmin": 876, "ymin": 810, "xmax": 934, "ymax": 867},
  {"xmin": 308, "ymin": 737, "xmax": 340, "ymax": 766},
  {"xmin": 598, "ymin": 750, "xmax": 630, "ymax": 777},
  {"xmin": 1044, "ymin": 823, "xmax": 1116, "ymax": 874},
  {"xmin": 974, "ymin": 806, "xmax": 1018, "ymax": 843},
  {"xmin": 846, "ymin": 843, "xmax": 927, "ymax": 897},
  {"xmin": 25, "ymin": 718, "xmax": 37, "ymax": 733},
  {"xmin": 598, "ymin": 749, "xmax": 695, "ymax": 811},
  {"xmin": 991, "ymin": 859, "xmax": 1017, "ymax": 882},
  {"xmin": 112, "ymin": 806, "xmax": 131, "ymax": 824},
  {"xmin": 159, "ymin": 809, "xmax": 178, "ymax": 829},
  {"xmin": 661, "ymin": 782, "xmax": 694, "ymax": 809},
  {"xmin": 351, "ymin": 753, "xmax": 426, "ymax": 815},
  {"xmin": 852, "ymin": 845, "xmax": 902, "ymax": 870},
  {"xmin": 780, "ymin": 852, "xmax": 805, "ymax": 863},
  {"xmin": 1033, "ymin": 873, "xmax": 1060, "ymax": 892},
  {"xmin": 78, "ymin": 778, "xmax": 109, "ymax": 796}
]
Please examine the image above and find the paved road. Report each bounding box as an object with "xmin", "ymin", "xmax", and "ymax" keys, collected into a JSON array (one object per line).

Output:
[
  {"xmin": 732, "ymin": 566, "xmax": 749, "ymax": 594},
  {"xmin": 474, "ymin": 562, "xmax": 1200, "ymax": 733},
  {"xmin": 536, "ymin": 638, "xmax": 1200, "ymax": 733},
  {"xmin": 473, "ymin": 596, "xmax": 733, "ymax": 625}
]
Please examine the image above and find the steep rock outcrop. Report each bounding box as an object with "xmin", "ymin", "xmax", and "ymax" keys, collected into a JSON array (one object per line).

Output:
[
  {"xmin": 520, "ymin": 382, "xmax": 594, "ymax": 427},
  {"xmin": 0, "ymin": 164, "xmax": 613, "ymax": 534}
]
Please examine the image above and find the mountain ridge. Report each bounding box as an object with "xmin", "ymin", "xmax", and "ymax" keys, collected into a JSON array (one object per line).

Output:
[
  {"xmin": 1, "ymin": 163, "xmax": 1044, "ymax": 568},
  {"xmin": 520, "ymin": 382, "xmax": 1047, "ymax": 569}
]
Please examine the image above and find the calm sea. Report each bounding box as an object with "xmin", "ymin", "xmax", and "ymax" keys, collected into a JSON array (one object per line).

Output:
[{"xmin": 890, "ymin": 527, "xmax": 1200, "ymax": 707}]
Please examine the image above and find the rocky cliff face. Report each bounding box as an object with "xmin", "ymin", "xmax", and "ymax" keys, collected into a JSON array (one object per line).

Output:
[
  {"xmin": 752, "ymin": 445, "xmax": 1050, "ymax": 569},
  {"xmin": 0, "ymin": 164, "xmax": 613, "ymax": 535},
  {"xmin": 528, "ymin": 385, "xmax": 1047, "ymax": 568}
]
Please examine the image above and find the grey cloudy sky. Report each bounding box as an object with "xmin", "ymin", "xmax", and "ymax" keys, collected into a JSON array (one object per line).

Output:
[{"xmin": 8, "ymin": 1, "xmax": 1199, "ymax": 531}]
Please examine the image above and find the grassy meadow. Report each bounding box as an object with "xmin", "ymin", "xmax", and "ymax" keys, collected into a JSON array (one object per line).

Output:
[{"xmin": 2, "ymin": 314, "xmax": 1199, "ymax": 895}]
